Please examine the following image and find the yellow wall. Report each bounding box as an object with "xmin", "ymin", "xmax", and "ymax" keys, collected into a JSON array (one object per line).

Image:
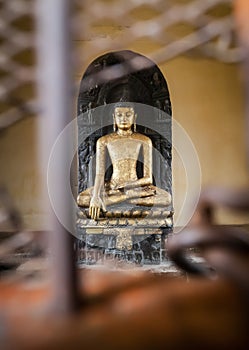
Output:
[{"xmin": 163, "ymin": 57, "xmax": 249, "ymax": 225}]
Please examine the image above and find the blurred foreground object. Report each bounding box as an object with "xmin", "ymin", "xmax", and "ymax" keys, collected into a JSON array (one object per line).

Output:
[
  {"xmin": 0, "ymin": 265, "xmax": 248, "ymax": 350},
  {"xmin": 167, "ymin": 188, "xmax": 249, "ymax": 296}
]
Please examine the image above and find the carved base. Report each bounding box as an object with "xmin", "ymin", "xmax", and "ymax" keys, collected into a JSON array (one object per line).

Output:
[
  {"xmin": 76, "ymin": 207, "xmax": 173, "ymax": 264},
  {"xmin": 76, "ymin": 225, "xmax": 173, "ymax": 265}
]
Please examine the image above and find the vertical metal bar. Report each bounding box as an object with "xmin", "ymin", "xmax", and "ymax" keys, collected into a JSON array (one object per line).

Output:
[
  {"xmin": 35, "ymin": 0, "xmax": 78, "ymax": 313},
  {"xmin": 234, "ymin": 0, "xmax": 249, "ymax": 166}
]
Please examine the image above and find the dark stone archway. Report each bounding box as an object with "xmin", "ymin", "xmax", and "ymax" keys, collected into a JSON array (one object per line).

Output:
[{"xmin": 77, "ymin": 50, "xmax": 172, "ymax": 195}]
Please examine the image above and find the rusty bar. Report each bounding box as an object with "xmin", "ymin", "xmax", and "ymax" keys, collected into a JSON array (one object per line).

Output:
[
  {"xmin": 35, "ymin": 0, "xmax": 78, "ymax": 313},
  {"xmin": 234, "ymin": 0, "xmax": 249, "ymax": 166}
]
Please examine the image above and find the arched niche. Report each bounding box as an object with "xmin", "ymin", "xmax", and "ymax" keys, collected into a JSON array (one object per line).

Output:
[{"xmin": 77, "ymin": 50, "xmax": 172, "ymax": 199}]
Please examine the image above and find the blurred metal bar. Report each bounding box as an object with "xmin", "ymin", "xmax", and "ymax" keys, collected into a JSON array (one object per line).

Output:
[
  {"xmin": 35, "ymin": 0, "xmax": 78, "ymax": 313},
  {"xmin": 234, "ymin": 0, "xmax": 249, "ymax": 166}
]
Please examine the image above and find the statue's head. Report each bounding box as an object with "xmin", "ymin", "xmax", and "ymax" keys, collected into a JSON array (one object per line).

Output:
[{"xmin": 113, "ymin": 102, "xmax": 136, "ymax": 132}]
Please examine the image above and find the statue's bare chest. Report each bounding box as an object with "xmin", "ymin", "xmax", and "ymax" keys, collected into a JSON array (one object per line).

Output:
[{"xmin": 107, "ymin": 138, "xmax": 142, "ymax": 161}]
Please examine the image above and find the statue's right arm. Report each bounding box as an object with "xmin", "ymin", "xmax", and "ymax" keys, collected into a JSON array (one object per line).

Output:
[{"xmin": 89, "ymin": 138, "xmax": 107, "ymax": 220}]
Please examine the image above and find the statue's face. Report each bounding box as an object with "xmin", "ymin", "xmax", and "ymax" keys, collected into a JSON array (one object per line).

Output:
[{"xmin": 114, "ymin": 107, "xmax": 134, "ymax": 131}]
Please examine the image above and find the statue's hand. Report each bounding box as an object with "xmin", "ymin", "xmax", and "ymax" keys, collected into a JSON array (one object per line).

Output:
[
  {"xmin": 89, "ymin": 196, "xmax": 106, "ymax": 220},
  {"xmin": 109, "ymin": 179, "xmax": 122, "ymax": 191}
]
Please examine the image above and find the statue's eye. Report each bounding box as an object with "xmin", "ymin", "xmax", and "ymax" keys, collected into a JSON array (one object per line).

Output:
[{"xmin": 126, "ymin": 113, "xmax": 132, "ymax": 117}]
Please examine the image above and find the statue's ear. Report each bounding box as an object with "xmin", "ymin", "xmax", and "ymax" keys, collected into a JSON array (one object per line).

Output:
[
  {"xmin": 134, "ymin": 114, "xmax": 137, "ymax": 132},
  {"xmin": 113, "ymin": 113, "xmax": 116, "ymax": 132}
]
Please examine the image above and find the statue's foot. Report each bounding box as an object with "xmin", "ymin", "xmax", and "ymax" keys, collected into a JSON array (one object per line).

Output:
[
  {"xmin": 129, "ymin": 192, "xmax": 171, "ymax": 207},
  {"xmin": 77, "ymin": 194, "xmax": 90, "ymax": 207},
  {"xmin": 77, "ymin": 188, "xmax": 93, "ymax": 207},
  {"xmin": 125, "ymin": 187, "xmax": 156, "ymax": 199}
]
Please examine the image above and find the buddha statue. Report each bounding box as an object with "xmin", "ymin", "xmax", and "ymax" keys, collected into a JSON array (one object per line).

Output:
[{"xmin": 77, "ymin": 103, "xmax": 171, "ymax": 220}]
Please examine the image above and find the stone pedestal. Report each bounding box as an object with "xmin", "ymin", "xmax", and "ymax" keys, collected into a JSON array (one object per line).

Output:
[{"xmin": 76, "ymin": 207, "xmax": 173, "ymax": 265}]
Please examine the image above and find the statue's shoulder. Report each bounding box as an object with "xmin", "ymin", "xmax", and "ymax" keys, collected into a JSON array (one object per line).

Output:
[
  {"xmin": 132, "ymin": 132, "xmax": 152, "ymax": 144},
  {"xmin": 97, "ymin": 133, "xmax": 116, "ymax": 145}
]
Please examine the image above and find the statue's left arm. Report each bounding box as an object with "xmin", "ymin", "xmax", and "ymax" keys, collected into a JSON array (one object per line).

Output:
[{"xmin": 125, "ymin": 137, "xmax": 153, "ymax": 189}]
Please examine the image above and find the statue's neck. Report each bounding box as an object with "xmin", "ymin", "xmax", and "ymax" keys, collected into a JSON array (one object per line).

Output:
[{"xmin": 117, "ymin": 129, "xmax": 133, "ymax": 136}]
